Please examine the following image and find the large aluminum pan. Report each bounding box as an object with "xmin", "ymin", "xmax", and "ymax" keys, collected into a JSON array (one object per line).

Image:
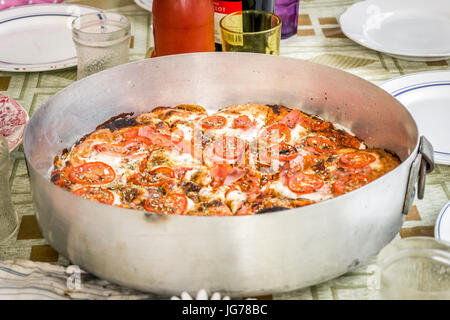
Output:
[{"xmin": 23, "ymin": 53, "xmax": 433, "ymax": 296}]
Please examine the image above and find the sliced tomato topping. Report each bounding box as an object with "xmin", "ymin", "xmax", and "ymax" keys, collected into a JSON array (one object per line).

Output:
[
  {"xmin": 213, "ymin": 136, "xmax": 245, "ymax": 161},
  {"xmin": 201, "ymin": 115, "xmax": 227, "ymax": 130},
  {"xmin": 144, "ymin": 194, "xmax": 188, "ymax": 215},
  {"xmin": 332, "ymin": 173, "xmax": 370, "ymax": 195},
  {"xmin": 302, "ymin": 152, "xmax": 322, "ymax": 170},
  {"xmin": 338, "ymin": 134, "xmax": 361, "ymax": 149},
  {"xmin": 276, "ymin": 143, "xmax": 298, "ymax": 161},
  {"xmin": 339, "ymin": 152, "xmax": 376, "ymax": 169},
  {"xmin": 233, "ymin": 115, "xmax": 254, "ymax": 130},
  {"xmin": 69, "ymin": 162, "xmax": 116, "ymax": 185},
  {"xmin": 137, "ymin": 166, "xmax": 174, "ymax": 186},
  {"xmin": 259, "ymin": 123, "xmax": 291, "ymax": 145},
  {"xmin": 72, "ymin": 187, "xmax": 114, "ymax": 205},
  {"xmin": 259, "ymin": 142, "xmax": 298, "ymax": 164},
  {"xmin": 287, "ymin": 172, "xmax": 324, "ymax": 194}
]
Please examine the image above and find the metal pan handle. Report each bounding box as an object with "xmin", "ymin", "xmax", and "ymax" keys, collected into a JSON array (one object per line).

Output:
[{"xmin": 402, "ymin": 136, "xmax": 434, "ymax": 215}]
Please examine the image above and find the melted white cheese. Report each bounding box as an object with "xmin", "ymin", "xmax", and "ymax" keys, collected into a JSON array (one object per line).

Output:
[
  {"xmin": 225, "ymin": 189, "xmax": 247, "ymax": 213},
  {"xmin": 198, "ymin": 186, "xmax": 227, "ymax": 202},
  {"xmin": 289, "ymin": 124, "xmax": 308, "ymax": 144},
  {"xmin": 268, "ymin": 180, "xmax": 332, "ymax": 202},
  {"xmin": 368, "ymin": 152, "xmax": 383, "ymax": 171},
  {"xmin": 186, "ymin": 197, "xmax": 196, "ymax": 212}
]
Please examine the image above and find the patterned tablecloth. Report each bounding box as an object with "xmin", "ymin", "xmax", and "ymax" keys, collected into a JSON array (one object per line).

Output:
[{"xmin": 0, "ymin": 0, "xmax": 449, "ymax": 300}]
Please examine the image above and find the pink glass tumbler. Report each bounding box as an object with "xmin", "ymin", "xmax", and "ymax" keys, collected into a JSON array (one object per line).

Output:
[{"xmin": 275, "ymin": 0, "xmax": 300, "ymax": 39}]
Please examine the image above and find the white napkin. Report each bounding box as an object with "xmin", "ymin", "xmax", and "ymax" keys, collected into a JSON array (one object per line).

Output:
[{"xmin": 0, "ymin": 260, "xmax": 155, "ymax": 300}]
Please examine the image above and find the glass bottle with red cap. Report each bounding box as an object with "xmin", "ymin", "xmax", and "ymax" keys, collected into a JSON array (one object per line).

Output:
[{"xmin": 153, "ymin": 0, "xmax": 215, "ymax": 57}]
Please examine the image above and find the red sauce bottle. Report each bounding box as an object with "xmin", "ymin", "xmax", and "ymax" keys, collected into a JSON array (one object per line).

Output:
[{"xmin": 152, "ymin": 0, "xmax": 215, "ymax": 57}]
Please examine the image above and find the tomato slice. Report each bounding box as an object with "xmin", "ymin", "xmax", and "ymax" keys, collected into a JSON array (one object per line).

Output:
[
  {"xmin": 259, "ymin": 123, "xmax": 291, "ymax": 145},
  {"xmin": 233, "ymin": 115, "xmax": 254, "ymax": 130},
  {"xmin": 72, "ymin": 187, "xmax": 114, "ymax": 205},
  {"xmin": 276, "ymin": 143, "xmax": 298, "ymax": 161},
  {"xmin": 69, "ymin": 162, "xmax": 116, "ymax": 185},
  {"xmin": 337, "ymin": 133, "xmax": 361, "ymax": 149},
  {"xmin": 213, "ymin": 136, "xmax": 245, "ymax": 161},
  {"xmin": 144, "ymin": 194, "xmax": 188, "ymax": 215},
  {"xmin": 339, "ymin": 152, "xmax": 376, "ymax": 169},
  {"xmin": 201, "ymin": 115, "xmax": 227, "ymax": 130},
  {"xmin": 287, "ymin": 172, "xmax": 324, "ymax": 194},
  {"xmin": 259, "ymin": 143, "xmax": 298, "ymax": 163},
  {"xmin": 332, "ymin": 173, "xmax": 370, "ymax": 195},
  {"xmin": 137, "ymin": 166, "xmax": 174, "ymax": 186}
]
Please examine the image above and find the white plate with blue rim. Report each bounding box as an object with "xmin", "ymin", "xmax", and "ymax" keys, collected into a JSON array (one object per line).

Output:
[
  {"xmin": 134, "ymin": 0, "xmax": 153, "ymax": 12},
  {"xmin": 0, "ymin": 4, "xmax": 102, "ymax": 72},
  {"xmin": 339, "ymin": 0, "xmax": 450, "ymax": 61},
  {"xmin": 436, "ymin": 202, "xmax": 450, "ymax": 243},
  {"xmin": 380, "ymin": 70, "xmax": 450, "ymax": 165}
]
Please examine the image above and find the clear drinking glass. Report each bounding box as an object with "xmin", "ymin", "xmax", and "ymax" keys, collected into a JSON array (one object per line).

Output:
[
  {"xmin": 275, "ymin": 0, "xmax": 300, "ymax": 39},
  {"xmin": 72, "ymin": 12, "xmax": 131, "ymax": 80},
  {"xmin": 377, "ymin": 237, "xmax": 450, "ymax": 300},
  {"xmin": 0, "ymin": 135, "xmax": 18, "ymax": 244},
  {"xmin": 220, "ymin": 10, "xmax": 282, "ymax": 55}
]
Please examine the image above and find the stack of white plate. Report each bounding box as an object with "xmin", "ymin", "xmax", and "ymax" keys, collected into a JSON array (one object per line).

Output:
[
  {"xmin": 340, "ymin": 0, "xmax": 450, "ymax": 61},
  {"xmin": 134, "ymin": 0, "xmax": 153, "ymax": 12},
  {"xmin": 436, "ymin": 201, "xmax": 450, "ymax": 243},
  {"xmin": 0, "ymin": 4, "xmax": 102, "ymax": 72},
  {"xmin": 380, "ymin": 70, "xmax": 450, "ymax": 165}
]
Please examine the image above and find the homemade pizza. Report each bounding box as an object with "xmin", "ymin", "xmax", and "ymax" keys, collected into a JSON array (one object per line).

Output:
[{"xmin": 50, "ymin": 104, "xmax": 400, "ymax": 216}]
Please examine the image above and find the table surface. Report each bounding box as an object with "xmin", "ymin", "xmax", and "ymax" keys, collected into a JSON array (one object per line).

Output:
[{"xmin": 0, "ymin": 0, "xmax": 449, "ymax": 300}]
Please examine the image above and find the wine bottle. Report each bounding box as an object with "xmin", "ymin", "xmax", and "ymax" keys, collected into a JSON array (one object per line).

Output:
[
  {"xmin": 242, "ymin": 0, "xmax": 275, "ymax": 11},
  {"xmin": 214, "ymin": 0, "xmax": 275, "ymax": 51}
]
